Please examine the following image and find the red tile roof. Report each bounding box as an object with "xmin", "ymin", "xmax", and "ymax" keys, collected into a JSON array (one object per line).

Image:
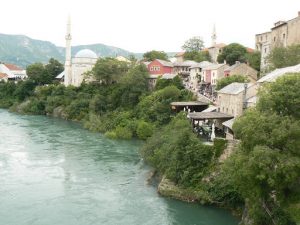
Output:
[
  {"xmin": 4, "ymin": 63, "xmax": 23, "ymax": 71},
  {"xmin": 0, "ymin": 73, "xmax": 8, "ymax": 79},
  {"xmin": 246, "ymin": 47, "xmax": 255, "ymax": 53}
]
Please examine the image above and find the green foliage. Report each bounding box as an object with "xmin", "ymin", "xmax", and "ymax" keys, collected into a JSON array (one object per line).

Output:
[
  {"xmin": 182, "ymin": 36, "xmax": 204, "ymax": 52},
  {"xmin": 155, "ymin": 76, "xmax": 184, "ymax": 91},
  {"xmin": 88, "ymin": 57, "xmax": 128, "ymax": 84},
  {"xmin": 267, "ymin": 44, "xmax": 300, "ymax": 69},
  {"xmin": 227, "ymin": 74, "xmax": 300, "ymax": 224},
  {"xmin": 141, "ymin": 113, "xmax": 214, "ymax": 186},
  {"xmin": 137, "ymin": 85, "xmax": 193, "ymax": 125},
  {"xmin": 216, "ymin": 75, "xmax": 248, "ymax": 90},
  {"xmin": 45, "ymin": 58, "xmax": 64, "ymax": 78},
  {"xmin": 213, "ymin": 138, "xmax": 227, "ymax": 158},
  {"xmin": 14, "ymin": 80, "xmax": 37, "ymax": 101},
  {"xmin": 217, "ymin": 43, "xmax": 247, "ymax": 65},
  {"xmin": 137, "ymin": 121, "xmax": 154, "ymax": 140},
  {"xmin": 26, "ymin": 63, "xmax": 51, "ymax": 85},
  {"xmin": 257, "ymin": 74, "xmax": 300, "ymax": 119},
  {"xmin": 26, "ymin": 58, "xmax": 63, "ymax": 85},
  {"xmin": 183, "ymin": 50, "xmax": 211, "ymax": 62},
  {"xmin": 143, "ymin": 50, "xmax": 169, "ymax": 61},
  {"xmin": 119, "ymin": 64, "xmax": 149, "ymax": 108},
  {"xmin": 246, "ymin": 51, "xmax": 261, "ymax": 72}
]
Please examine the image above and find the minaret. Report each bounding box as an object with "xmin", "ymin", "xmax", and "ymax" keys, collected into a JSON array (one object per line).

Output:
[
  {"xmin": 64, "ymin": 16, "xmax": 72, "ymax": 86},
  {"xmin": 211, "ymin": 24, "xmax": 217, "ymax": 47}
]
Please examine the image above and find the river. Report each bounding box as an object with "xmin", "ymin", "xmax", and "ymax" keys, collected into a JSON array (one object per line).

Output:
[{"xmin": 0, "ymin": 109, "xmax": 238, "ymax": 225}]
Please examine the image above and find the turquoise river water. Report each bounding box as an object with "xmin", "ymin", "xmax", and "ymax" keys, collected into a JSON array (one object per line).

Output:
[{"xmin": 0, "ymin": 109, "xmax": 238, "ymax": 225}]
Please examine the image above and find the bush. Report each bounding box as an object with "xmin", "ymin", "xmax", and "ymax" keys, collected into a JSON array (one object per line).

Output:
[
  {"xmin": 115, "ymin": 126, "xmax": 133, "ymax": 139},
  {"xmin": 137, "ymin": 121, "xmax": 154, "ymax": 140},
  {"xmin": 213, "ymin": 138, "xmax": 228, "ymax": 158}
]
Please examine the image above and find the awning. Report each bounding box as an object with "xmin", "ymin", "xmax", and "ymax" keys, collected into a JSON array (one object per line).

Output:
[
  {"xmin": 171, "ymin": 101, "xmax": 209, "ymax": 107},
  {"xmin": 222, "ymin": 118, "xmax": 236, "ymax": 130},
  {"xmin": 188, "ymin": 112, "xmax": 234, "ymax": 120}
]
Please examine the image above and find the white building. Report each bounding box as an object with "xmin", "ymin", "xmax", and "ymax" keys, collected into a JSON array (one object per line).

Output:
[
  {"xmin": 189, "ymin": 61, "xmax": 213, "ymax": 92},
  {"xmin": 60, "ymin": 17, "xmax": 98, "ymax": 87},
  {"xmin": 0, "ymin": 63, "xmax": 27, "ymax": 80}
]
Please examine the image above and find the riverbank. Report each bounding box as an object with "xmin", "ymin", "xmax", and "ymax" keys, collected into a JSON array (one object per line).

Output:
[{"xmin": 1, "ymin": 73, "xmax": 300, "ymax": 225}]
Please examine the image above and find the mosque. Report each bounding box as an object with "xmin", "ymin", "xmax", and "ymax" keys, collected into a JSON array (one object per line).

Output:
[{"xmin": 57, "ymin": 17, "xmax": 98, "ymax": 86}]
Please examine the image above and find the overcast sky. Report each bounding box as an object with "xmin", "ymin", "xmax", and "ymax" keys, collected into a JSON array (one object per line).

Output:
[{"xmin": 1, "ymin": 0, "xmax": 300, "ymax": 53}]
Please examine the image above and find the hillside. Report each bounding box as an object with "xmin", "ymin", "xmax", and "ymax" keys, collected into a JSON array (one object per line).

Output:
[{"xmin": 0, "ymin": 33, "xmax": 132, "ymax": 68}]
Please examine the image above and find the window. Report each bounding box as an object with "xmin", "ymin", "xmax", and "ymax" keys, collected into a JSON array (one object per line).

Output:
[
  {"xmin": 274, "ymin": 37, "xmax": 276, "ymax": 42},
  {"xmin": 283, "ymin": 33, "xmax": 286, "ymax": 39},
  {"xmin": 264, "ymin": 48, "xmax": 267, "ymax": 53},
  {"xmin": 150, "ymin": 67, "xmax": 154, "ymax": 71}
]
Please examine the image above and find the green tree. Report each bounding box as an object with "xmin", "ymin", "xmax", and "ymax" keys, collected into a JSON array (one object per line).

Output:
[
  {"xmin": 184, "ymin": 50, "xmax": 211, "ymax": 62},
  {"xmin": 216, "ymin": 75, "xmax": 248, "ymax": 90},
  {"xmin": 88, "ymin": 58, "xmax": 128, "ymax": 85},
  {"xmin": 217, "ymin": 43, "xmax": 247, "ymax": 65},
  {"xmin": 119, "ymin": 64, "xmax": 149, "ymax": 108},
  {"xmin": 228, "ymin": 74, "xmax": 300, "ymax": 224},
  {"xmin": 246, "ymin": 51, "xmax": 261, "ymax": 72},
  {"xmin": 182, "ymin": 36, "xmax": 204, "ymax": 52},
  {"xmin": 267, "ymin": 44, "xmax": 300, "ymax": 69},
  {"xmin": 141, "ymin": 112, "xmax": 214, "ymax": 185},
  {"xmin": 14, "ymin": 79, "xmax": 37, "ymax": 101},
  {"xmin": 143, "ymin": 50, "xmax": 169, "ymax": 61},
  {"xmin": 45, "ymin": 58, "xmax": 64, "ymax": 79},
  {"xmin": 26, "ymin": 63, "xmax": 52, "ymax": 85},
  {"xmin": 257, "ymin": 73, "xmax": 300, "ymax": 119},
  {"xmin": 155, "ymin": 76, "xmax": 184, "ymax": 91}
]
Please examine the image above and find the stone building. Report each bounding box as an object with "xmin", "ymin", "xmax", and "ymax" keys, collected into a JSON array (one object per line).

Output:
[
  {"xmin": 255, "ymin": 11, "xmax": 300, "ymax": 71},
  {"xmin": 217, "ymin": 82, "xmax": 257, "ymax": 118},
  {"xmin": 223, "ymin": 61, "xmax": 258, "ymax": 83}
]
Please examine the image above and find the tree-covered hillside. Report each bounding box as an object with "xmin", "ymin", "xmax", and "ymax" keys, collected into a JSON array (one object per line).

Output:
[{"xmin": 0, "ymin": 33, "xmax": 132, "ymax": 68}]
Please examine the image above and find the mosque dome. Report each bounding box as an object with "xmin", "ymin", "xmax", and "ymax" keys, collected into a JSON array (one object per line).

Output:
[{"xmin": 75, "ymin": 49, "xmax": 98, "ymax": 59}]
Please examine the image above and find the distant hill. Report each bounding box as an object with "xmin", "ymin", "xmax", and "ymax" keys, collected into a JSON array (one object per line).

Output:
[{"xmin": 0, "ymin": 33, "xmax": 133, "ymax": 68}]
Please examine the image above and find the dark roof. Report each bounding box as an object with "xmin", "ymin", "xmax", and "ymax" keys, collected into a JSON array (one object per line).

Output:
[
  {"xmin": 188, "ymin": 112, "xmax": 234, "ymax": 120},
  {"xmin": 171, "ymin": 101, "xmax": 209, "ymax": 106}
]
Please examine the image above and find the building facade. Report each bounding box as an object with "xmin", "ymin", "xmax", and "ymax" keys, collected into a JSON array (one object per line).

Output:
[
  {"xmin": 255, "ymin": 11, "xmax": 300, "ymax": 71},
  {"xmin": 62, "ymin": 17, "xmax": 98, "ymax": 87},
  {"xmin": 189, "ymin": 61, "xmax": 213, "ymax": 92},
  {"xmin": 223, "ymin": 61, "xmax": 258, "ymax": 83},
  {"xmin": 147, "ymin": 59, "xmax": 173, "ymax": 75},
  {"xmin": 217, "ymin": 82, "xmax": 257, "ymax": 118},
  {"xmin": 0, "ymin": 63, "xmax": 27, "ymax": 80}
]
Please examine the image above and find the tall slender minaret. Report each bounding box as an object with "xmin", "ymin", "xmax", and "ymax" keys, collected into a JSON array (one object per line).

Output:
[
  {"xmin": 64, "ymin": 16, "xmax": 72, "ymax": 86},
  {"xmin": 211, "ymin": 24, "xmax": 217, "ymax": 47}
]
